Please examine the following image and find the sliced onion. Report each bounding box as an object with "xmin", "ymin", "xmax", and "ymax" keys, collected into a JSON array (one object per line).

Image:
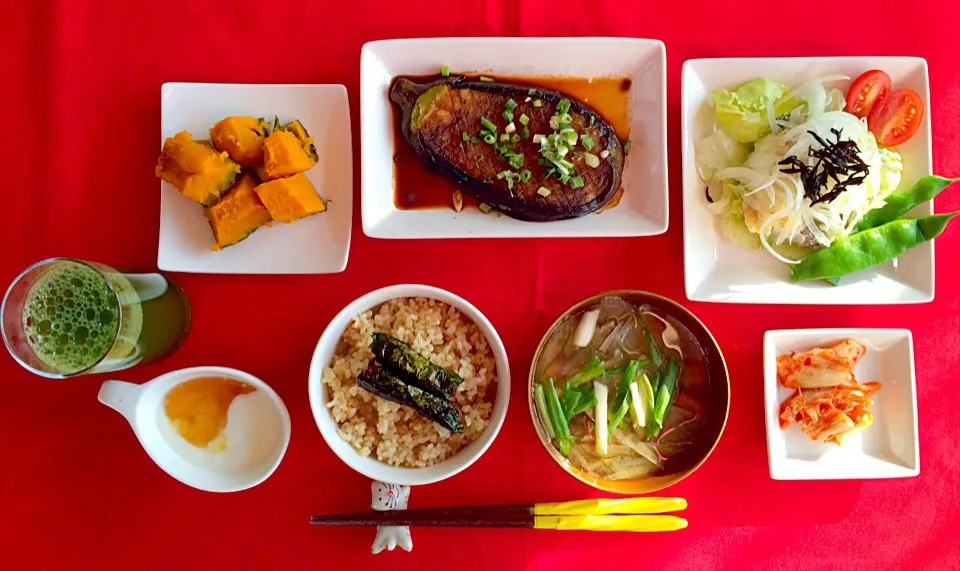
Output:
[
  {"xmin": 783, "ymin": 75, "xmax": 850, "ymax": 105},
  {"xmin": 572, "ymin": 309, "xmax": 600, "ymax": 348},
  {"xmin": 758, "ymin": 212, "xmax": 803, "ymax": 264}
]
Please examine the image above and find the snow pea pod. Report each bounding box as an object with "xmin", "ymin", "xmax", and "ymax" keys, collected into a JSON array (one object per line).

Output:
[
  {"xmin": 854, "ymin": 175, "xmax": 958, "ymax": 233},
  {"xmin": 792, "ymin": 211, "xmax": 960, "ymax": 282}
]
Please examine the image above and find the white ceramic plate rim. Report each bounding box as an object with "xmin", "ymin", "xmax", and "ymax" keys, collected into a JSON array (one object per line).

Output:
[
  {"xmin": 157, "ymin": 82, "xmax": 353, "ymax": 274},
  {"xmin": 762, "ymin": 328, "xmax": 919, "ymax": 480},
  {"xmin": 682, "ymin": 57, "xmax": 934, "ymax": 304},
  {"xmin": 360, "ymin": 37, "xmax": 668, "ymax": 239}
]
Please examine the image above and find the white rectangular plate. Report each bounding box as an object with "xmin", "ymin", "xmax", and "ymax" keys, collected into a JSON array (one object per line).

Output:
[
  {"xmin": 764, "ymin": 329, "xmax": 919, "ymax": 480},
  {"xmin": 158, "ymin": 83, "xmax": 352, "ymax": 274},
  {"xmin": 682, "ymin": 57, "xmax": 933, "ymax": 304},
  {"xmin": 360, "ymin": 37, "xmax": 667, "ymax": 238}
]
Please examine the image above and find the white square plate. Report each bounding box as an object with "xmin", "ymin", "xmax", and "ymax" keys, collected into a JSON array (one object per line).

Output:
[
  {"xmin": 158, "ymin": 83, "xmax": 352, "ymax": 274},
  {"xmin": 763, "ymin": 329, "xmax": 919, "ymax": 480},
  {"xmin": 360, "ymin": 37, "xmax": 667, "ymax": 238},
  {"xmin": 682, "ymin": 57, "xmax": 933, "ymax": 303}
]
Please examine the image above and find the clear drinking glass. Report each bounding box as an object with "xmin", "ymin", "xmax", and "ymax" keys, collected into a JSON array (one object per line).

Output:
[{"xmin": 1, "ymin": 258, "xmax": 191, "ymax": 378}]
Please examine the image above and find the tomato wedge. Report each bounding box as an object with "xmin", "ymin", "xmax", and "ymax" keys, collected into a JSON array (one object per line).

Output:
[
  {"xmin": 846, "ymin": 70, "xmax": 891, "ymax": 119},
  {"xmin": 868, "ymin": 88, "xmax": 924, "ymax": 147}
]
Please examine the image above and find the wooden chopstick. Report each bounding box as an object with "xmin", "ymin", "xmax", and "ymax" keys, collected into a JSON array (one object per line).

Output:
[
  {"xmin": 311, "ymin": 510, "xmax": 533, "ymax": 527},
  {"xmin": 310, "ymin": 498, "xmax": 688, "ymax": 532}
]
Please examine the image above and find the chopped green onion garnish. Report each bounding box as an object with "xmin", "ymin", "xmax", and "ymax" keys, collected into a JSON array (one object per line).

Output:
[
  {"xmin": 584, "ymin": 152, "xmax": 600, "ymax": 168},
  {"xmin": 564, "ymin": 131, "xmax": 578, "ymax": 145},
  {"xmin": 524, "ymin": 96, "xmax": 532, "ymax": 103},
  {"xmin": 505, "ymin": 122, "xmax": 516, "ymax": 134},
  {"xmin": 581, "ymin": 136, "xmax": 595, "ymax": 150},
  {"xmin": 521, "ymin": 127, "xmax": 531, "ymax": 139},
  {"xmin": 557, "ymin": 99, "xmax": 571, "ymax": 114},
  {"xmin": 503, "ymin": 110, "xmax": 514, "ymax": 122},
  {"xmin": 479, "ymin": 202, "xmax": 493, "ymax": 213},
  {"xmin": 462, "ymin": 132, "xmax": 470, "ymax": 141},
  {"xmin": 500, "ymin": 204, "xmax": 511, "ymax": 211},
  {"xmin": 474, "ymin": 153, "xmax": 483, "ymax": 161},
  {"xmin": 559, "ymin": 173, "xmax": 570, "ymax": 183},
  {"xmin": 505, "ymin": 98, "xmax": 518, "ymax": 111},
  {"xmin": 559, "ymin": 113, "xmax": 573, "ymax": 125},
  {"xmin": 532, "ymin": 134, "xmax": 544, "ymax": 144},
  {"xmin": 520, "ymin": 170, "xmax": 532, "ymax": 182},
  {"xmin": 508, "ymin": 154, "xmax": 524, "ymax": 169},
  {"xmin": 479, "ymin": 76, "xmax": 494, "ymax": 82},
  {"xmin": 496, "ymin": 170, "xmax": 507, "ymax": 179},
  {"xmin": 533, "ymin": 99, "xmax": 543, "ymax": 108},
  {"xmin": 518, "ymin": 114, "xmax": 529, "ymax": 126},
  {"xmin": 537, "ymin": 187, "xmax": 551, "ymax": 197},
  {"xmin": 528, "ymin": 87, "xmax": 537, "ymax": 95},
  {"xmin": 480, "ymin": 116, "xmax": 497, "ymax": 133},
  {"xmin": 441, "ymin": 64, "xmax": 450, "ymax": 77},
  {"xmin": 484, "ymin": 134, "xmax": 496, "ymax": 144},
  {"xmin": 511, "ymin": 134, "xmax": 520, "ymax": 143},
  {"xmin": 569, "ymin": 176, "xmax": 584, "ymax": 189},
  {"xmin": 499, "ymin": 134, "xmax": 509, "ymax": 142},
  {"xmin": 600, "ymin": 149, "xmax": 610, "ymax": 159},
  {"xmin": 589, "ymin": 115, "xmax": 595, "ymax": 127},
  {"xmin": 623, "ymin": 139, "xmax": 632, "ymax": 154}
]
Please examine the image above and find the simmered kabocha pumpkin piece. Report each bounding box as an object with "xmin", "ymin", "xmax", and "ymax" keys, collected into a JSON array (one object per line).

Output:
[
  {"xmin": 204, "ymin": 173, "xmax": 272, "ymax": 251},
  {"xmin": 262, "ymin": 130, "xmax": 316, "ymax": 179},
  {"xmin": 209, "ymin": 116, "xmax": 270, "ymax": 167},
  {"xmin": 253, "ymin": 173, "xmax": 326, "ymax": 223},
  {"xmin": 276, "ymin": 118, "xmax": 319, "ymax": 162},
  {"xmin": 156, "ymin": 131, "xmax": 240, "ymax": 206}
]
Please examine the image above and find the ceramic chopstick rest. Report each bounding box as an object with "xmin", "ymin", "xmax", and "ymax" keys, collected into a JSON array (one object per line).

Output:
[{"xmin": 370, "ymin": 481, "xmax": 412, "ymax": 553}]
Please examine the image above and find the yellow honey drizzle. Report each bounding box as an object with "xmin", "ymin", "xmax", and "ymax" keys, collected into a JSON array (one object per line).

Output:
[{"xmin": 164, "ymin": 377, "xmax": 255, "ymax": 450}]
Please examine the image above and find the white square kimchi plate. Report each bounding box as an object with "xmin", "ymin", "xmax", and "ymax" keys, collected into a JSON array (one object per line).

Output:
[{"xmin": 763, "ymin": 328, "xmax": 919, "ymax": 480}]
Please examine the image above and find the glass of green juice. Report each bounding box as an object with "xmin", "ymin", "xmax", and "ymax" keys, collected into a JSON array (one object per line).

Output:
[{"xmin": 1, "ymin": 258, "xmax": 191, "ymax": 378}]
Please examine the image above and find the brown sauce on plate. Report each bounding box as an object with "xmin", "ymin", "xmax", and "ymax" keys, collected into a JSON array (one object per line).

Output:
[{"xmin": 391, "ymin": 74, "xmax": 632, "ymax": 211}]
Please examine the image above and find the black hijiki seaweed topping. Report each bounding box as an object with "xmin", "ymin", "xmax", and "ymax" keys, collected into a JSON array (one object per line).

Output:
[{"xmin": 777, "ymin": 128, "xmax": 870, "ymax": 205}]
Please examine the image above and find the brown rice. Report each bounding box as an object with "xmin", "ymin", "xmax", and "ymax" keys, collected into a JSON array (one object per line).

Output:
[{"xmin": 321, "ymin": 297, "xmax": 497, "ymax": 468}]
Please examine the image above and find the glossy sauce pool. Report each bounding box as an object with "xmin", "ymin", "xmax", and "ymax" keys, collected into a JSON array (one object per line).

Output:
[{"xmin": 391, "ymin": 75, "xmax": 632, "ymax": 211}]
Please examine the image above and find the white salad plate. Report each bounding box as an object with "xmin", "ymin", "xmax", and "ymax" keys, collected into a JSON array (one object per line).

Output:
[
  {"xmin": 763, "ymin": 329, "xmax": 919, "ymax": 480},
  {"xmin": 157, "ymin": 83, "xmax": 352, "ymax": 274},
  {"xmin": 360, "ymin": 37, "xmax": 668, "ymax": 239},
  {"xmin": 682, "ymin": 57, "xmax": 933, "ymax": 304}
]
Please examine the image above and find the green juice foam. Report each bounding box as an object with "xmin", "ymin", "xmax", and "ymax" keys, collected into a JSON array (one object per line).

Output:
[{"xmin": 22, "ymin": 262, "xmax": 120, "ymax": 374}]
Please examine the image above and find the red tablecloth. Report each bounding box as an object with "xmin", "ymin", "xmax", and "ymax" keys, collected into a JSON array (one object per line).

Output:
[{"xmin": 3, "ymin": 1, "xmax": 960, "ymax": 569}]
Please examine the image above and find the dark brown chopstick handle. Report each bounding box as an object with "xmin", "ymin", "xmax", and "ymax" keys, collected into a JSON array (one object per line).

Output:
[
  {"xmin": 310, "ymin": 515, "xmax": 532, "ymax": 527},
  {"xmin": 310, "ymin": 505, "xmax": 533, "ymax": 527}
]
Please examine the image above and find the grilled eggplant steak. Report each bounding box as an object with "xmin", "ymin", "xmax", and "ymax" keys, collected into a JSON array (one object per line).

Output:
[{"xmin": 390, "ymin": 76, "xmax": 624, "ymax": 222}]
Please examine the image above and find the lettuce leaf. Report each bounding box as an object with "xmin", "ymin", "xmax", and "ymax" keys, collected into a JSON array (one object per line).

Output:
[{"xmin": 712, "ymin": 78, "xmax": 800, "ymax": 143}]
